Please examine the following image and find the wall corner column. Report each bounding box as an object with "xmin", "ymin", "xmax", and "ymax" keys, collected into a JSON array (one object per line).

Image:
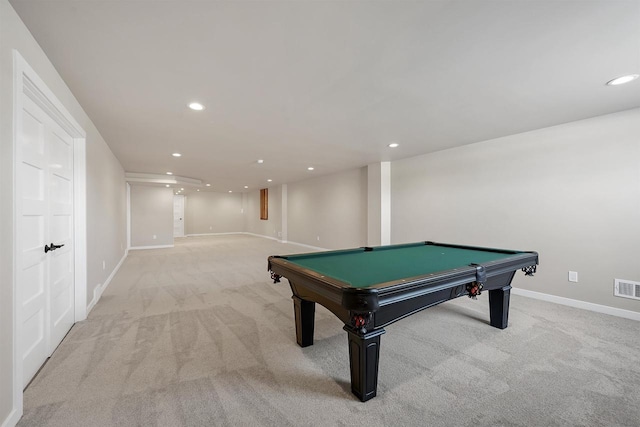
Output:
[
  {"xmin": 367, "ymin": 162, "xmax": 390, "ymax": 246},
  {"xmin": 281, "ymin": 184, "xmax": 288, "ymax": 243}
]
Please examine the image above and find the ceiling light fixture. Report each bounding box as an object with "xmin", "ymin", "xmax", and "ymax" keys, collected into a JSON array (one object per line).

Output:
[
  {"xmin": 257, "ymin": 159, "xmax": 264, "ymax": 164},
  {"xmin": 172, "ymin": 153, "xmax": 182, "ymax": 157},
  {"xmin": 188, "ymin": 102, "xmax": 205, "ymax": 111},
  {"xmin": 166, "ymin": 172, "xmax": 173, "ymax": 175},
  {"xmin": 206, "ymin": 183, "xmax": 211, "ymax": 187},
  {"xmin": 181, "ymin": 188, "xmax": 184, "ymax": 191},
  {"xmin": 606, "ymin": 74, "xmax": 639, "ymax": 86},
  {"xmin": 228, "ymin": 190, "xmax": 233, "ymax": 193},
  {"xmin": 307, "ymin": 167, "xmax": 314, "ymax": 171},
  {"xmin": 388, "ymin": 143, "xmax": 399, "ymax": 148},
  {"xmin": 267, "ymin": 179, "xmax": 273, "ymax": 182},
  {"xmin": 244, "ymin": 185, "xmax": 249, "ymax": 189},
  {"xmin": 165, "ymin": 184, "xmax": 170, "ymax": 187}
]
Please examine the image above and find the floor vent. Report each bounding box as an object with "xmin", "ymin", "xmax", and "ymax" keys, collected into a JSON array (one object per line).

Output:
[{"xmin": 614, "ymin": 279, "xmax": 640, "ymax": 300}]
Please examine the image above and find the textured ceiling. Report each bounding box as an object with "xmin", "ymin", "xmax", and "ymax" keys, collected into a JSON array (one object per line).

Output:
[{"xmin": 10, "ymin": 0, "xmax": 640, "ymax": 192}]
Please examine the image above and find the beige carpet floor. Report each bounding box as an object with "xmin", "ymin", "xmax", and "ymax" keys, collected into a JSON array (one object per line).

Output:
[{"xmin": 19, "ymin": 235, "xmax": 640, "ymax": 426}]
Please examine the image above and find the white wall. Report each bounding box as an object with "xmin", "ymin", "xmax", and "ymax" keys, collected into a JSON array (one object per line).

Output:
[
  {"xmin": 367, "ymin": 162, "xmax": 391, "ymax": 245},
  {"xmin": 130, "ymin": 186, "xmax": 174, "ymax": 247},
  {"xmin": 243, "ymin": 186, "xmax": 282, "ymax": 240},
  {"xmin": 0, "ymin": 2, "xmax": 14, "ymax": 418},
  {"xmin": 185, "ymin": 191, "xmax": 244, "ymax": 235},
  {"xmin": 391, "ymin": 108, "xmax": 640, "ymax": 313},
  {"xmin": 0, "ymin": 0, "xmax": 127, "ymax": 424},
  {"xmin": 287, "ymin": 168, "xmax": 368, "ymax": 249}
]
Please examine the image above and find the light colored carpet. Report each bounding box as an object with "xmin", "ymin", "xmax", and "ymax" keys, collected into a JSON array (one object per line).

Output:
[{"xmin": 19, "ymin": 235, "xmax": 640, "ymax": 426}]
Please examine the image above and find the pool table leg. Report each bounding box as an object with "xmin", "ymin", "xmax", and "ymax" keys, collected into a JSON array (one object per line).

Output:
[
  {"xmin": 488, "ymin": 285, "xmax": 512, "ymax": 329},
  {"xmin": 344, "ymin": 326, "xmax": 386, "ymax": 402},
  {"xmin": 292, "ymin": 295, "xmax": 315, "ymax": 347}
]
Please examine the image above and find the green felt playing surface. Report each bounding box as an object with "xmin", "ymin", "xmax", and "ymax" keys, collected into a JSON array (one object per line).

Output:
[{"xmin": 283, "ymin": 243, "xmax": 520, "ymax": 288}]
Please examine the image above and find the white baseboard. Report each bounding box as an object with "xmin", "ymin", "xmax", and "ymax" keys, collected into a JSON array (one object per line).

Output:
[
  {"xmin": 128, "ymin": 244, "xmax": 174, "ymax": 250},
  {"xmin": 241, "ymin": 232, "xmax": 327, "ymax": 250},
  {"xmin": 185, "ymin": 232, "xmax": 287, "ymax": 244},
  {"xmin": 183, "ymin": 231, "xmax": 326, "ymax": 251},
  {"xmin": 512, "ymin": 287, "xmax": 640, "ymax": 322},
  {"xmin": 186, "ymin": 232, "xmax": 243, "ymax": 237},
  {"xmin": 1, "ymin": 408, "xmax": 20, "ymax": 427},
  {"xmin": 86, "ymin": 250, "xmax": 128, "ymax": 315},
  {"xmin": 280, "ymin": 240, "xmax": 327, "ymax": 251},
  {"xmin": 184, "ymin": 231, "xmax": 323, "ymax": 251},
  {"xmin": 242, "ymin": 232, "xmax": 281, "ymax": 242}
]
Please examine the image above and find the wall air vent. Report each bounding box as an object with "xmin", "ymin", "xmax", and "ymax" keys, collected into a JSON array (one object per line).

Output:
[{"xmin": 614, "ymin": 279, "xmax": 640, "ymax": 301}]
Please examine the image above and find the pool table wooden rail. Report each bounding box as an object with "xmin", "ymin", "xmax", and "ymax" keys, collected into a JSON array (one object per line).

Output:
[{"xmin": 268, "ymin": 249, "xmax": 538, "ymax": 330}]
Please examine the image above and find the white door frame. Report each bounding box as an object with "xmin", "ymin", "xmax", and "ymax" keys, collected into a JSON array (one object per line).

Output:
[
  {"xmin": 173, "ymin": 194, "xmax": 185, "ymax": 237},
  {"xmin": 12, "ymin": 50, "xmax": 87, "ymax": 421}
]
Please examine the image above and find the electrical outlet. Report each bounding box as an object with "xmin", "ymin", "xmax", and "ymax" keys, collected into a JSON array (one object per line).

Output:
[{"xmin": 568, "ymin": 271, "xmax": 578, "ymax": 282}]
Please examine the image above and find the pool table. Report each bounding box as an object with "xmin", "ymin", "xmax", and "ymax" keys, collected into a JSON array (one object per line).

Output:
[{"xmin": 268, "ymin": 241, "xmax": 538, "ymax": 401}]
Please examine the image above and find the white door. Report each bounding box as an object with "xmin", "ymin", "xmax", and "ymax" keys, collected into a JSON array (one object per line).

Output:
[
  {"xmin": 18, "ymin": 96, "xmax": 75, "ymax": 387},
  {"xmin": 173, "ymin": 195, "xmax": 185, "ymax": 237}
]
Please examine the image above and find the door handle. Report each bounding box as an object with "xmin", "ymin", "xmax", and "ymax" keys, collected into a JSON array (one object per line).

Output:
[{"xmin": 44, "ymin": 243, "xmax": 65, "ymax": 253}]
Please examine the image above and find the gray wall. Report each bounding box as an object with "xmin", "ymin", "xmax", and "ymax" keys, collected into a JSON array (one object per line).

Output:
[
  {"xmin": 86, "ymin": 141, "xmax": 127, "ymax": 305},
  {"xmin": 185, "ymin": 192, "xmax": 244, "ymax": 235},
  {"xmin": 130, "ymin": 186, "xmax": 174, "ymax": 247},
  {"xmin": 243, "ymin": 186, "xmax": 282, "ymax": 239},
  {"xmin": 287, "ymin": 168, "xmax": 368, "ymax": 249},
  {"xmin": 391, "ymin": 108, "xmax": 640, "ymax": 313},
  {"xmin": 0, "ymin": 0, "xmax": 127, "ymax": 423}
]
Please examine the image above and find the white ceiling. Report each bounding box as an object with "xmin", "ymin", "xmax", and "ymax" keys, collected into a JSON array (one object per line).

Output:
[{"xmin": 10, "ymin": 0, "xmax": 640, "ymax": 193}]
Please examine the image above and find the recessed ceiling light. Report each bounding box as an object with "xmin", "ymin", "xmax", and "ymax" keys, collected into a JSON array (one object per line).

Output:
[
  {"xmin": 166, "ymin": 172, "xmax": 173, "ymax": 175},
  {"xmin": 244, "ymin": 185, "xmax": 249, "ymax": 189},
  {"xmin": 606, "ymin": 74, "xmax": 639, "ymax": 86},
  {"xmin": 172, "ymin": 153, "xmax": 182, "ymax": 157},
  {"xmin": 257, "ymin": 159, "xmax": 264, "ymax": 164},
  {"xmin": 267, "ymin": 179, "xmax": 273, "ymax": 182},
  {"xmin": 307, "ymin": 167, "xmax": 314, "ymax": 171},
  {"xmin": 206, "ymin": 183, "xmax": 211, "ymax": 187},
  {"xmin": 228, "ymin": 190, "xmax": 232, "ymax": 193},
  {"xmin": 181, "ymin": 188, "xmax": 184, "ymax": 191},
  {"xmin": 188, "ymin": 102, "xmax": 205, "ymax": 111},
  {"xmin": 197, "ymin": 189, "xmax": 200, "ymax": 192},
  {"xmin": 388, "ymin": 143, "xmax": 399, "ymax": 148},
  {"xmin": 165, "ymin": 184, "xmax": 170, "ymax": 187}
]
